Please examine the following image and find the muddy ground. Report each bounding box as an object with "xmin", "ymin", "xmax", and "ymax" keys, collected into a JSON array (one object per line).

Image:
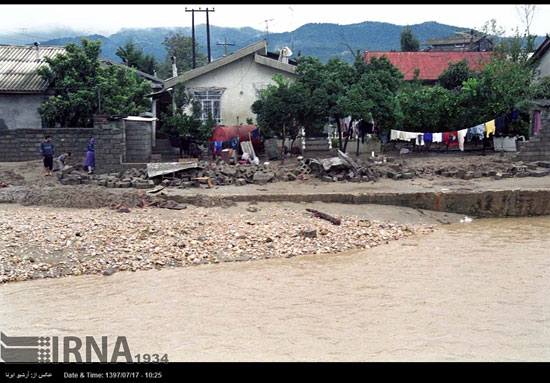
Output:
[{"xmin": 1, "ymin": 153, "xmax": 550, "ymax": 211}]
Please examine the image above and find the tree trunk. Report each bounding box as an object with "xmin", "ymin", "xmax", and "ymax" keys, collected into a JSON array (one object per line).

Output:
[
  {"xmin": 290, "ymin": 136, "xmax": 297, "ymax": 157},
  {"xmin": 281, "ymin": 122, "xmax": 286, "ymax": 165},
  {"xmin": 343, "ymin": 119, "xmax": 354, "ymax": 153},
  {"xmin": 356, "ymin": 129, "xmax": 361, "ymax": 157}
]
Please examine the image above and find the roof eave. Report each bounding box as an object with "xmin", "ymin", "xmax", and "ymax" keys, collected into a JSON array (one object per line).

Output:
[{"xmin": 163, "ymin": 40, "xmax": 267, "ymax": 88}]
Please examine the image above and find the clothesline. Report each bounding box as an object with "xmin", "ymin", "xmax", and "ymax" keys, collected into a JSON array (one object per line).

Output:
[{"xmin": 390, "ymin": 109, "xmax": 520, "ymax": 151}]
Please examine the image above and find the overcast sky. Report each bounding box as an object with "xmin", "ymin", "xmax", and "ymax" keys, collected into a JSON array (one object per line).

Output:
[{"xmin": 1, "ymin": 4, "xmax": 549, "ymax": 40}]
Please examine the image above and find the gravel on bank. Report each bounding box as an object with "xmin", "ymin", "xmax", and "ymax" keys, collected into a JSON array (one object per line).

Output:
[{"xmin": 0, "ymin": 204, "xmax": 435, "ymax": 283}]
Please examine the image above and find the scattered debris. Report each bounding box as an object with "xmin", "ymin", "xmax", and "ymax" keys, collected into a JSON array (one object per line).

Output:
[{"xmin": 306, "ymin": 208, "xmax": 342, "ymax": 225}]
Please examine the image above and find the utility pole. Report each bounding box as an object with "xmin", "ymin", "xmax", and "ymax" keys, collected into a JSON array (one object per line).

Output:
[
  {"xmin": 205, "ymin": 8, "xmax": 214, "ymax": 63},
  {"xmin": 185, "ymin": 7, "xmax": 196, "ymax": 69},
  {"xmin": 186, "ymin": 7, "xmax": 215, "ymax": 66},
  {"xmin": 216, "ymin": 36, "xmax": 235, "ymax": 56}
]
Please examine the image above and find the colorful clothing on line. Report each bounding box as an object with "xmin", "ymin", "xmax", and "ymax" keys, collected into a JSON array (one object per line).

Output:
[
  {"xmin": 485, "ymin": 120, "xmax": 495, "ymax": 138},
  {"xmin": 423, "ymin": 133, "xmax": 433, "ymax": 143},
  {"xmin": 495, "ymin": 115, "xmax": 507, "ymax": 136},
  {"xmin": 457, "ymin": 129, "xmax": 468, "ymax": 151}
]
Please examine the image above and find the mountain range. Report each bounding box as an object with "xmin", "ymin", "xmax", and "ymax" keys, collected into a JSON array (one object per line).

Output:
[{"xmin": 0, "ymin": 21, "xmax": 545, "ymax": 76}]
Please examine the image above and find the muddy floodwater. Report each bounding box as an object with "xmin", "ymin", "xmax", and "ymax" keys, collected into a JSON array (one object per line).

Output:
[{"xmin": 1, "ymin": 216, "xmax": 550, "ymax": 361}]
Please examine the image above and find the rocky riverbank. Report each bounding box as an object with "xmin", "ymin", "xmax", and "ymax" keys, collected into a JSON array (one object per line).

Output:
[{"xmin": 0, "ymin": 203, "xmax": 435, "ymax": 283}]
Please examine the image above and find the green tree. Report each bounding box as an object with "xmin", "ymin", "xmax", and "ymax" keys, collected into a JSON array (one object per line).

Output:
[
  {"xmin": 438, "ymin": 60, "xmax": 478, "ymax": 90},
  {"xmin": 115, "ymin": 40, "xmax": 159, "ymax": 75},
  {"xmin": 251, "ymin": 73, "xmax": 303, "ymax": 157},
  {"xmin": 531, "ymin": 76, "xmax": 550, "ymax": 99},
  {"xmin": 400, "ymin": 26, "xmax": 420, "ymax": 52},
  {"xmin": 37, "ymin": 38, "xmax": 152, "ymax": 127},
  {"xmin": 160, "ymin": 83, "xmax": 208, "ymax": 141},
  {"xmin": 158, "ymin": 33, "xmax": 207, "ymax": 78}
]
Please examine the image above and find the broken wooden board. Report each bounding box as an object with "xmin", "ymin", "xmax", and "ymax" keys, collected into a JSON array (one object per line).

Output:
[
  {"xmin": 147, "ymin": 161, "xmax": 204, "ymax": 178},
  {"xmin": 240, "ymin": 141, "xmax": 256, "ymax": 159}
]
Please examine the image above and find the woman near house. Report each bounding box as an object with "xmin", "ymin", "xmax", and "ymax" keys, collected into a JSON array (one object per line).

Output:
[{"xmin": 84, "ymin": 137, "xmax": 95, "ymax": 174}]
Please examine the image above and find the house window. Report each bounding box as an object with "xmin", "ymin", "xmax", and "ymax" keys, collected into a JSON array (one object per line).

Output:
[{"xmin": 193, "ymin": 89, "xmax": 223, "ymax": 125}]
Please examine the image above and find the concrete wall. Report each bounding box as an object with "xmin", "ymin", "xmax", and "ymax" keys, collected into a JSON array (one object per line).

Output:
[
  {"xmin": 183, "ymin": 54, "xmax": 297, "ymax": 126},
  {"xmin": 0, "ymin": 128, "xmax": 93, "ymax": 163},
  {"xmin": 0, "ymin": 94, "xmax": 45, "ymax": 130}
]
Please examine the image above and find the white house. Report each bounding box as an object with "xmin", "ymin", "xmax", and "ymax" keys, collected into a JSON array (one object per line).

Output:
[
  {"xmin": 0, "ymin": 44, "xmax": 163, "ymax": 130},
  {"xmin": 0, "ymin": 45, "xmax": 66, "ymax": 130},
  {"xmin": 531, "ymin": 35, "xmax": 550, "ymax": 80},
  {"xmin": 152, "ymin": 40, "xmax": 297, "ymax": 127}
]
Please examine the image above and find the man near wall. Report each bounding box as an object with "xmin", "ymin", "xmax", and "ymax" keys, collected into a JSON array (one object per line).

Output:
[{"xmin": 40, "ymin": 135, "xmax": 54, "ymax": 176}]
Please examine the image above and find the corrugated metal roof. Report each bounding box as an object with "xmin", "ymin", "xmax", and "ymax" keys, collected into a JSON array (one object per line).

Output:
[
  {"xmin": 363, "ymin": 51, "xmax": 493, "ymax": 81},
  {"xmin": 0, "ymin": 45, "xmax": 65, "ymax": 93}
]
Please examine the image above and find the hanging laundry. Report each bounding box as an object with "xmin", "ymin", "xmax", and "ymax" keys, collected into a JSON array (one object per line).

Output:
[
  {"xmin": 423, "ymin": 133, "xmax": 433, "ymax": 143},
  {"xmin": 485, "ymin": 120, "xmax": 495, "ymax": 137},
  {"xmin": 415, "ymin": 133, "xmax": 425, "ymax": 146},
  {"xmin": 214, "ymin": 141, "xmax": 223, "ymax": 152},
  {"xmin": 432, "ymin": 132, "xmax": 443, "ymax": 143},
  {"xmin": 495, "ymin": 115, "xmax": 507, "ymax": 136},
  {"xmin": 457, "ymin": 129, "xmax": 468, "ymax": 151},
  {"xmin": 250, "ymin": 128, "xmax": 260, "ymax": 139},
  {"xmin": 390, "ymin": 129, "xmax": 399, "ymax": 141},
  {"xmin": 473, "ymin": 124, "xmax": 485, "ymax": 140},
  {"xmin": 443, "ymin": 132, "xmax": 450, "ymax": 145},
  {"xmin": 465, "ymin": 127, "xmax": 476, "ymax": 142}
]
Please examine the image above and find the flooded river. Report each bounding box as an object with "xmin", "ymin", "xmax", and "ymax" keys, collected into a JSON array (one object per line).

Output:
[{"xmin": 1, "ymin": 216, "xmax": 550, "ymax": 361}]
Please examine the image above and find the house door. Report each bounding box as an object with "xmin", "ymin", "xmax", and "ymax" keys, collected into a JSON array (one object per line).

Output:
[{"xmin": 533, "ymin": 110, "xmax": 541, "ymax": 135}]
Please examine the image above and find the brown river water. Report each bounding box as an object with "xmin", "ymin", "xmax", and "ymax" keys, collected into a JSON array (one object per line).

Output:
[{"xmin": 1, "ymin": 216, "xmax": 550, "ymax": 361}]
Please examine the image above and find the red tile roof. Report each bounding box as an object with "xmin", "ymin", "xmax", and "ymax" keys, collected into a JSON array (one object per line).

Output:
[{"xmin": 363, "ymin": 51, "xmax": 493, "ymax": 81}]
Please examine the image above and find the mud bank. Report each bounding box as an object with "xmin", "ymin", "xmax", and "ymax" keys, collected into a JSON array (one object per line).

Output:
[
  {"xmin": 1, "ymin": 182, "xmax": 550, "ymax": 217},
  {"xmin": 160, "ymin": 188, "xmax": 550, "ymax": 218}
]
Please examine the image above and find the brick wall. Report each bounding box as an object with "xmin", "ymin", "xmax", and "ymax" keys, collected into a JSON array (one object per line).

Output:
[{"xmin": 516, "ymin": 101, "xmax": 550, "ymax": 162}]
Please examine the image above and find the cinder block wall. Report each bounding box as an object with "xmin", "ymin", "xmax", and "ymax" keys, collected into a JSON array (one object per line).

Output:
[
  {"xmin": 124, "ymin": 121, "xmax": 152, "ymax": 163},
  {"xmin": 517, "ymin": 102, "xmax": 550, "ymax": 162},
  {"xmin": 92, "ymin": 116, "xmax": 125, "ymax": 173},
  {"xmin": 1, "ymin": 116, "xmax": 155, "ymax": 173},
  {"xmin": 0, "ymin": 128, "xmax": 93, "ymax": 163}
]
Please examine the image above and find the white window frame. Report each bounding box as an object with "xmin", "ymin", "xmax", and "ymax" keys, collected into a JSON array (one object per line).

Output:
[{"xmin": 192, "ymin": 88, "xmax": 224, "ymax": 125}]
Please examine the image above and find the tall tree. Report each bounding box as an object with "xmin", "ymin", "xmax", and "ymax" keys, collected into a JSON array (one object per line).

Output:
[
  {"xmin": 115, "ymin": 40, "xmax": 159, "ymax": 75},
  {"xmin": 251, "ymin": 73, "xmax": 303, "ymax": 157},
  {"xmin": 438, "ymin": 60, "xmax": 478, "ymax": 90},
  {"xmin": 37, "ymin": 38, "xmax": 152, "ymax": 127},
  {"xmin": 159, "ymin": 33, "xmax": 207, "ymax": 78},
  {"xmin": 400, "ymin": 26, "xmax": 420, "ymax": 52}
]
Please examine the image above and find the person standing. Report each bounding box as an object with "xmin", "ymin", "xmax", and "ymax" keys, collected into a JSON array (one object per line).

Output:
[
  {"xmin": 40, "ymin": 135, "xmax": 54, "ymax": 176},
  {"xmin": 84, "ymin": 137, "xmax": 95, "ymax": 174}
]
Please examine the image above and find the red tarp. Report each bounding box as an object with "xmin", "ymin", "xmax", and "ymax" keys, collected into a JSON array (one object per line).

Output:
[{"xmin": 210, "ymin": 125, "xmax": 260, "ymax": 154}]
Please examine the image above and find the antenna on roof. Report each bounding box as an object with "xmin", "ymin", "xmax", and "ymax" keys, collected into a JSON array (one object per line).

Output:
[
  {"xmin": 33, "ymin": 41, "xmax": 40, "ymax": 61},
  {"xmin": 262, "ymin": 18, "xmax": 274, "ymax": 47}
]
